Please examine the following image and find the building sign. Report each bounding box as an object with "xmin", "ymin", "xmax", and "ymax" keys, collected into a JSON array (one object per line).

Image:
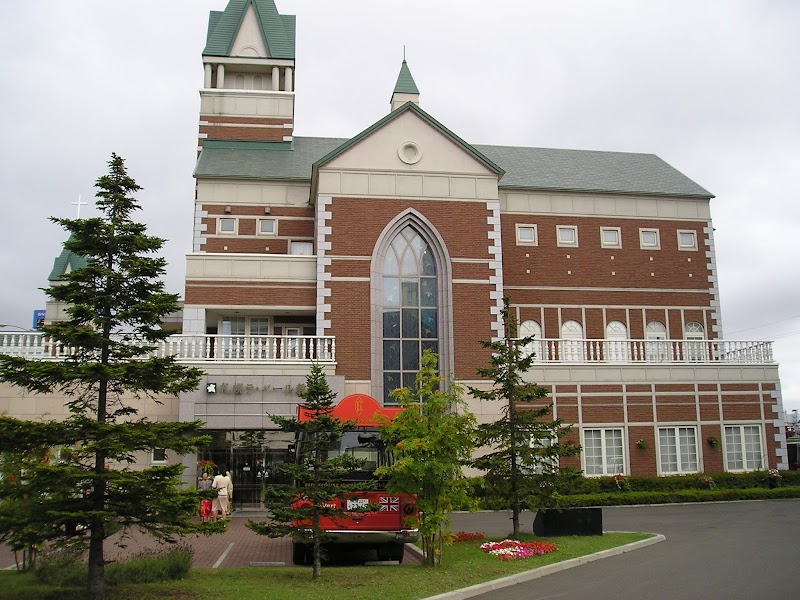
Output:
[{"xmin": 32, "ymin": 309, "xmax": 45, "ymax": 329}]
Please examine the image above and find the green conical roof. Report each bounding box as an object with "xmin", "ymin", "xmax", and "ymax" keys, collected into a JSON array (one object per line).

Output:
[
  {"xmin": 48, "ymin": 234, "xmax": 88, "ymax": 282},
  {"xmin": 203, "ymin": 0, "xmax": 295, "ymax": 59},
  {"xmin": 393, "ymin": 60, "xmax": 419, "ymax": 95}
]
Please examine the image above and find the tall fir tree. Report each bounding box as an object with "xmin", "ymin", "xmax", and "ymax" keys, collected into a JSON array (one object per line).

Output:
[
  {"xmin": 247, "ymin": 364, "xmax": 366, "ymax": 579},
  {"xmin": 376, "ymin": 350, "xmax": 476, "ymax": 565},
  {"xmin": 468, "ymin": 298, "xmax": 580, "ymax": 537},
  {"xmin": 0, "ymin": 154, "xmax": 210, "ymax": 599}
]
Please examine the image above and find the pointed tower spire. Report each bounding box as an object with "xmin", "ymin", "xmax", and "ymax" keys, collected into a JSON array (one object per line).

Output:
[{"xmin": 391, "ymin": 59, "xmax": 420, "ymax": 111}]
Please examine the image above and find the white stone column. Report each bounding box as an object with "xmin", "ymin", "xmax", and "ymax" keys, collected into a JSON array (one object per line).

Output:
[
  {"xmin": 285, "ymin": 67, "xmax": 293, "ymax": 92},
  {"xmin": 272, "ymin": 66, "xmax": 280, "ymax": 90},
  {"xmin": 204, "ymin": 63, "xmax": 212, "ymax": 88},
  {"xmin": 216, "ymin": 64, "xmax": 225, "ymax": 89}
]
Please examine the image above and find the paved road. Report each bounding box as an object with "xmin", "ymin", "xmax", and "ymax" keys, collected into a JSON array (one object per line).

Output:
[{"xmin": 451, "ymin": 499, "xmax": 800, "ymax": 599}]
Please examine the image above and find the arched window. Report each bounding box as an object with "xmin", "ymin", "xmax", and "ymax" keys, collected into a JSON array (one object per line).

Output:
[
  {"xmin": 380, "ymin": 225, "xmax": 439, "ymax": 403},
  {"xmin": 519, "ymin": 320, "xmax": 543, "ymax": 361},
  {"xmin": 684, "ymin": 321, "xmax": 706, "ymax": 361},
  {"xmin": 605, "ymin": 320, "xmax": 629, "ymax": 362},
  {"xmin": 645, "ymin": 321, "xmax": 668, "ymax": 362},
  {"xmin": 253, "ymin": 75, "xmax": 263, "ymax": 90},
  {"xmin": 560, "ymin": 320, "xmax": 584, "ymax": 362},
  {"xmin": 234, "ymin": 74, "xmax": 245, "ymax": 89}
]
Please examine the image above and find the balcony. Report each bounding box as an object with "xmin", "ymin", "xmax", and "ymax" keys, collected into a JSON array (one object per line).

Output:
[
  {"xmin": 0, "ymin": 333, "xmax": 773, "ymax": 366},
  {"xmin": 0, "ymin": 333, "xmax": 336, "ymax": 364},
  {"xmin": 516, "ymin": 338, "xmax": 774, "ymax": 364}
]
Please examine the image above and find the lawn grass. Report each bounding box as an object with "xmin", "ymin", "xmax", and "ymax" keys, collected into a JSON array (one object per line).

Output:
[{"xmin": 0, "ymin": 532, "xmax": 651, "ymax": 600}]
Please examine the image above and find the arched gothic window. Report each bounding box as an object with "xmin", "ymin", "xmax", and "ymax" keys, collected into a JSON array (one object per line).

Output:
[
  {"xmin": 560, "ymin": 320, "xmax": 584, "ymax": 362},
  {"xmin": 605, "ymin": 320, "xmax": 629, "ymax": 362},
  {"xmin": 381, "ymin": 226, "xmax": 438, "ymax": 402}
]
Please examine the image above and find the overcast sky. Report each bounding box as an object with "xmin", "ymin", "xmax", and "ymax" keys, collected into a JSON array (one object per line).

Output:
[{"xmin": 1, "ymin": 0, "xmax": 798, "ymax": 416}]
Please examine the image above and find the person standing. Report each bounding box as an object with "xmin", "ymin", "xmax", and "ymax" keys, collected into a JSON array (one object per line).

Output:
[
  {"xmin": 211, "ymin": 465, "xmax": 233, "ymax": 520},
  {"xmin": 198, "ymin": 472, "xmax": 213, "ymax": 523}
]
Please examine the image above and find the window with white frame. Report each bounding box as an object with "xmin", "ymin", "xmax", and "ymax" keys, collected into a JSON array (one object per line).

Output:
[
  {"xmin": 520, "ymin": 435, "xmax": 557, "ymax": 474},
  {"xmin": 677, "ymin": 229, "xmax": 698, "ymax": 251},
  {"xmin": 645, "ymin": 321, "xmax": 669, "ymax": 362},
  {"xmin": 600, "ymin": 227, "xmax": 622, "ymax": 249},
  {"xmin": 556, "ymin": 225, "xmax": 578, "ymax": 247},
  {"xmin": 218, "ymin": 218, "xmax": 236, "ymax": 234},
  {"xmin": 560, "ymin": 320, "xmax": 584, "ymax": 361},
  {"xmin": 519, "ymin": 319, "xmax": 543, "ymax": 361},
  {"xmin": 515, "ymin": 224, "xmax": 538, "ymax": 246},
  {"xmin": 604, "ymin": 321, "xmax": 629, "ymax": 362},
  {"xmin": 583, "ymin": 428, "xmax": 625, "ymax": 475},
  {"xmin": 658, "ymin": 427, "xmax": 698, "ymax": 474},
  {"xmin": 639, "ymin": 228, "xmax": 660, "ymax": 250},
  {"xmin": 289, "ymin": 240, "xmax": 314, "ymax": 255},
  {"xmin": 724, "ymin": 425, "xmax": 764, "ymax": 471},
  {"xmin": 258, "ymin": 218, "xmax": 277, "ymax": 235},
  {"xmin": 684, "ymin": 321, "xmax": 705, "ymax": 362},
  {"xmin": 152, "ymin": 449, "xmax": 167, "ymax": 464}
]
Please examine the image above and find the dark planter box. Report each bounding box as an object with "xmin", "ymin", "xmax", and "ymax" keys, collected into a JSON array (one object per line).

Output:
[{"xmin": 533, "ymin": 507, "xmax": 603, "ymax": 536}]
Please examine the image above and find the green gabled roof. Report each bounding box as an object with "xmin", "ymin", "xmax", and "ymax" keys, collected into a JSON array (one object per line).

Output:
[
  {"xmin": 313, "ymin": 101, "xmax": 505, "ymax": 176},
  {"xmin": 473, "ymin": 145, "xmax": 713, "ymax": 197},
  {"xmin": 48, "ymin": 235, "xmax": 88, "ymax": 282},
  {"xmin": 203, "ymin": 0, "xmax": 295, "ymax": 59},
  {"xmin": 393, "ymin": 60, "xmax": 419, "ymax": 95},
  {"xmin": 194, "ymin": 137, "xmax": 712, "ymax": 199}
]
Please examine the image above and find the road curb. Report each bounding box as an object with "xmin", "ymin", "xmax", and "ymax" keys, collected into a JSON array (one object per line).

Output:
[{"xmin": 421, "ymin": 533, "xmax": 666, "ymax": 600}]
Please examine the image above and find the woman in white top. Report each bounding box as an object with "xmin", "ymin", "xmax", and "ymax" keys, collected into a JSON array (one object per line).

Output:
[{"xmin": 211, "ymin": 464, "xmax": 233, "ymax": 520}]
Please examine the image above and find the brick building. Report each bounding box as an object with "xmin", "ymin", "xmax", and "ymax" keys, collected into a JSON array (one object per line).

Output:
[{"xmin": 0, "ymin": 0, "xmax": 785, "ymax": 502}]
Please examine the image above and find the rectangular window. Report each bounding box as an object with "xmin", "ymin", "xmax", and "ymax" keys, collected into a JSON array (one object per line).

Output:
[
  {"xmin": 218, "ymin": 218, "xmax": 236, "ymax": 234},
  {"xmin": 525, "ymin": 435, "xmax": 556, "ymax": 474},
  {"xmin": 600, "ymin": 227, "xmax": 622, "ymax": 249},
  {"xmin": 516, "ymin": 224, "xmax": 538, "ymax": 246},
  {"xmin": 583, "ymin": 429, "xmax": 625, "ymax": 475},
  {"xmin": 677, "ymin": 230, "xmax": 698, "ymax": 251},
  {"xmin": 556, "ymin": 225, "xmax": 578, "ymax": 247},
  {"xmin": 639, "ymin": 228, "xmax": 660, "ymax": 249},
  {"xmin": 658, "ymin": 427, "xmax": 698, "ymax": 474},
  {"xmin": 724, "ymin": 425, "xmax": 763, "ymax": 471},
  {"xmin": 152, "ymin": 449, "xmax": 167, "ymax": 464},
  {"xmin": 258, "ymin": 218, "xmax": 277, "ymax": 235},
  {"xmin": 289, "ymin": 241, "xmax": 314, "ymax": 255}
]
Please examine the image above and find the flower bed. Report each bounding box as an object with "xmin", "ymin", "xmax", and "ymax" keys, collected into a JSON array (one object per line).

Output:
[
  {"xmin": 452, "ymin": 531, "xmax": 486, "ymax": 543},
  {"xmin": 480, "ymin": 539, "xmax": 557, "ymax": 561}
]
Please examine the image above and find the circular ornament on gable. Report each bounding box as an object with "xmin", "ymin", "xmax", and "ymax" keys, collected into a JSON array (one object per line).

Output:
[{"xmin": 398, "ymin": 141, "xmax": 422, "ymax": 165}]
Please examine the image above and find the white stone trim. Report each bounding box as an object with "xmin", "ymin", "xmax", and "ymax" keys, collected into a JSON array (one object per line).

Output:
[
  {"xmin": 316, "ymin": 195, "xmax": 333, "ymax": 335},
  {"xmin": 704, "ymin": 222, "xmax": 723, "ymax": 336},
  {"xmin": 487, "ymin": 200, "xmax": 505, "ymax": 342}
]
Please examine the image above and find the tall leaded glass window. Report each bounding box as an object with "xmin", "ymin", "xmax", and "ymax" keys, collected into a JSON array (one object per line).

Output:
[{"xmin": 382, "ymin": 225, "xmax": 438, "ymax": 404}]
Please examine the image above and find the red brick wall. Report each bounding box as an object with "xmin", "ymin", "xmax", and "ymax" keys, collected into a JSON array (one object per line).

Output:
[{"xmin": 184, "ymin": 282, "xmax": 315, "ymax": 307}]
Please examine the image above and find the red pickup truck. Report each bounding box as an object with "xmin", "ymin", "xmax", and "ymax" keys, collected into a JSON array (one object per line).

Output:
[{"xmin": 292, "ymin": 394, "xmax": 418, "ymax": 564}]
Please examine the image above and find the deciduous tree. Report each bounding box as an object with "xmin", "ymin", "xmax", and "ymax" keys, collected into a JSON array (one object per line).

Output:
[{"xmin": 376, "ymin": 350, "xmax": 476, "ymax": 565}]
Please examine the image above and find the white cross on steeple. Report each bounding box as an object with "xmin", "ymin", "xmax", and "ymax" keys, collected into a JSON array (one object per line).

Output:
[{"xmin": 71, "ymin": 194, "xmax": 87, "ymax": 218}]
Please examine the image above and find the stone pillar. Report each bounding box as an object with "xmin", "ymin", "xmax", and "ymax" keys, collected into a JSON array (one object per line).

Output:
[
  {"xmin": 217, "ymin": 64, "xmax": 225, "ymax": 89},
  {"xmin": 272, "ymin": 66, "xmax": 280, "ymax": 91},
  {"xmin": 285, "ymin": 67, "xmax": 293, "ymax": 92},
  {"xmin": 204, "ymin": 63, "xmax": 212, "ymax": 88}
]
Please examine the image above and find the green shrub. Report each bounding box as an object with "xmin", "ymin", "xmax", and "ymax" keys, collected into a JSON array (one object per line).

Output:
[
  {"xmin": 33, "ymin": 544, "xmax": 193, "ymax": 588},
  {"xmin": 106, "ymin": 544, "xmax": 193, "ymax": 585}
]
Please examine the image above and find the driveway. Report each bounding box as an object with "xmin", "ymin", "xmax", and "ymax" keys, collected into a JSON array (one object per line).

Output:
[{"xmin": 451, "ymin": 499, "xmax": 800, "ymax": 599}]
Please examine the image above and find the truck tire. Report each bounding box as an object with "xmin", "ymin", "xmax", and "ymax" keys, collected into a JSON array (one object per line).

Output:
[
  {"xmin": 292, "ymin": 542, "xmax": 310, "ymax": 566},
  {"xmin": 377, "ymin": 542, "xmax": 405, "ymax": 563}
]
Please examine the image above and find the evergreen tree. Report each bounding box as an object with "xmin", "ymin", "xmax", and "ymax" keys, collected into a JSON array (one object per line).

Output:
[
  {"xmin": 376, "ymin": 350, "xmax": 476, "ymax": 565},
  {"xmin": 0, "ymin": 154, "xmax": 209, "ymax": 599},
  {"xmin": 247, "ymin": 364, "xmax": 366, "ymax": 579},
  {"xmin": 467, "ymin": 298, "xmax": 580, "ymax": 537}
]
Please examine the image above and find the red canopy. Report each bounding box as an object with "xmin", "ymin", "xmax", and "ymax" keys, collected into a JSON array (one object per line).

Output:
[{"xmin": 298, "ymin": 393, "xmax": 403, "ymax": 426}]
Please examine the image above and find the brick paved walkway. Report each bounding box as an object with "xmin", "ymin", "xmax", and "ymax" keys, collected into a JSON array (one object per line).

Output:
[{"xmin": 1, "ymin": 510, "xmax": 420, "ymax": 570}]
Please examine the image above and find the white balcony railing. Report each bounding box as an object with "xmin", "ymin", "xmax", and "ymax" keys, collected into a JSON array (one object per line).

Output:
[
  {"xmin": 515, "ymin": 338, "xmax": 774, "ymax": 364},
  {"xmin": 0, "ymin": 333, "xmax": 773, "ymax": 366},
  {"xmin": 0, "ymin": 333, "xmax": 335, "ymax": 363}
]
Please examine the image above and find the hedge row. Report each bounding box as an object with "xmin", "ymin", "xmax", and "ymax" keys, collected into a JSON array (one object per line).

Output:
[
  {"xmin": 464, "ymin": 470, "xmax": 800, "ymax": 510},
  {"xmin": 554, "ymin": 486, "xmax": 800, "ymax": 507}
]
